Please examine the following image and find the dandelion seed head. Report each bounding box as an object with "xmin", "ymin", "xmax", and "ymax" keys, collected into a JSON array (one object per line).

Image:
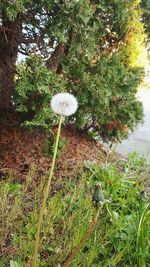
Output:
[{"xmin": 51, "ymin": 93, "xmax": 78, "ymax": 116}]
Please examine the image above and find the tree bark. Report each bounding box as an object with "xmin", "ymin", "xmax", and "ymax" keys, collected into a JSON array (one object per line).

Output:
[
  {"xmin": 0, "ymin": 13, "xmax": 22, "ymax": 110},
  {"xmin": 46, "ymin": 43, "xmax": 65, "ymax": 72}
]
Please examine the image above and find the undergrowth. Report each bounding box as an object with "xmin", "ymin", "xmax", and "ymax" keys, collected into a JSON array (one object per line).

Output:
[{"xmin": 0, "ymin": 154, "xmax": 149, "ymax": 267}]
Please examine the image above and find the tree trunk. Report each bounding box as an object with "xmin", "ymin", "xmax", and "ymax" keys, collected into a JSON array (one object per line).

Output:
[{"xmin": 0, "ymin": 13, "xmax": 22, "ymax": 110}]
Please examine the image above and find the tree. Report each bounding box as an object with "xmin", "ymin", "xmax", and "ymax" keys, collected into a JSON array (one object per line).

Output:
[{"xmin": 0, "ymin": 0, "xmax": 145, "ymax": 141}]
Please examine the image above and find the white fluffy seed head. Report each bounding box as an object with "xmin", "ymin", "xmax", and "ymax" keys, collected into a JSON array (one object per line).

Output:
[{"xmin": 50, "ymin": 93, "xmax": 78, "ymax": 116}]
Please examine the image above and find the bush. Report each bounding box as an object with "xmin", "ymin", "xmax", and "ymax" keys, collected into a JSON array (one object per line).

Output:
[
  {"xmin": 14, "ymin": 0, "xmax": 146, "ymax": 142},
  {"xmin": 65, "ymin": 53, "xmax": 144, "ymax": 141},
  {"xmin": 15, "ymin": 54, "xmax": 144, "ymax": 142}
]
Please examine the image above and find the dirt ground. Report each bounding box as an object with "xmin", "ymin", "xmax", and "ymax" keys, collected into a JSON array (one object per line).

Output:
[
  {"xmin": 0, "ymin": 125, "xmax": 109, "ymax": 182},
  {"xmin": 0, "ymin": 124, "xmax": 149, "ymax": 197}
]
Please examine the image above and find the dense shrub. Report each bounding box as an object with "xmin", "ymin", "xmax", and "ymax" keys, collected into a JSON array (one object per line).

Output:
[
  {"xmin": 15, "ymin": 54, "xmax": 144, "ymax": 142},
  {"xmin": 14, "ymin": 0, "xmax": 146, "ymax": 142}
]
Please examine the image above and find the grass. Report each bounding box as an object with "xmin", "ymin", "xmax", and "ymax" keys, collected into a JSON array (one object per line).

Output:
[
  {"xmin": 137, "ymin": 203, "xmax": 150, "ymax": 267},
  {"xmin": 0, "ymin": 154, "xmax": 150, "ymax": 267}
]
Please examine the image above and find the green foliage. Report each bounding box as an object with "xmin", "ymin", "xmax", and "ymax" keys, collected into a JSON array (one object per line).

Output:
[
  {"xmin": 141, "ymin": 0, "xmax": 150, "ymax": 38},
  {"xmin": 12, "ymin": 0, "xmax": 145, "ymax": 142},
  {"xmin": 65, "ymin": 53, "xmax": 144, "ymax": 141},
  {"xmin": 0, "ymin": 0, "xmax": 31, "ymax": 20},
  {"xmin": 42, "ymin": 135, "xmax": 67, "ymax": 158},
  {"xmin": 10, "ymin": 260, "xmax": 22, "ymax": 267},
  {"xmin": 119, "ymin": 0, "xmax": 146, "ymax": 67},
  {"xmin": 0, "ymin": 155, "xmax": 149, "ymax": 266},
  {"xmin": 15, "ymin": 56, "xmax": 67, "ymax": 128},
  {"xmin": 137, "ymin": 203, "xmax": 150, "ymax": 267},
  {"xmin": 15, "ymin": 54, "xmax": 144, "ymax": 142}
]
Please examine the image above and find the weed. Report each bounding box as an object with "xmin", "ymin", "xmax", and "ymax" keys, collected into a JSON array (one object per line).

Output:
[{"xmin": 42, "ymin": 135, "xmax": 67, "ymax": 159}]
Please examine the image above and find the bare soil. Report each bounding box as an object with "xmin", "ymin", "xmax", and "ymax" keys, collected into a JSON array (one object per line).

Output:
[{"xmin": 0, "ymin": 125, "xmax": 108, "ymax": 183}]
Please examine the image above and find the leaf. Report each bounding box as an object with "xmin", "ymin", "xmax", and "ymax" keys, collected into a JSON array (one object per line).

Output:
[
  {"xmin": 10, "ymin": 260, "xmax": 22, "ymax": 267},
  {"xmin": 7, "ymin": 183, "xmax": 22, "ymax": 193}
]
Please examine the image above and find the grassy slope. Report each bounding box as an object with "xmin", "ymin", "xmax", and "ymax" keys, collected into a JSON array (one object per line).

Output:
[{"xmin": 0, "ymin": 153, "xmax": 150, "ymax": 267}]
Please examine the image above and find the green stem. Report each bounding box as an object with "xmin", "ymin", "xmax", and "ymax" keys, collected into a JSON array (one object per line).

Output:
[
  {"xmin": 136, "ymin": 203, "xmax": 150, "ymax": 267},
  {"xmin": 33, "ymin": 115, "xmax": 63, "ymax": 267},
  {"xmin": 62, "ymin": 207, "xmax": 100, "ymax": 267}
]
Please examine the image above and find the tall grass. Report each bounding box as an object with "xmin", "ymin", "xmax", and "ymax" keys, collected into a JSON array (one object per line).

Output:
[
  {"xmin": 0, "ymin": 154, "xmax": 149, "ymax": 266},
  {"xmin": 137, "ymin": 203, "xmax": 150, "ymax": 267}
]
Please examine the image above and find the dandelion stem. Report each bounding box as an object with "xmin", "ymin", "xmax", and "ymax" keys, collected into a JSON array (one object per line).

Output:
[{"xmin": 33, "ymin": 115, "xmax": 63, "ymax": 267}]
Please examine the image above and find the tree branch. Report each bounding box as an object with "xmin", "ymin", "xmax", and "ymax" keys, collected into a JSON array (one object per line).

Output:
[{"xmin": 46, "ymin": 43, "xmax": 65, "ymax": 72}]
